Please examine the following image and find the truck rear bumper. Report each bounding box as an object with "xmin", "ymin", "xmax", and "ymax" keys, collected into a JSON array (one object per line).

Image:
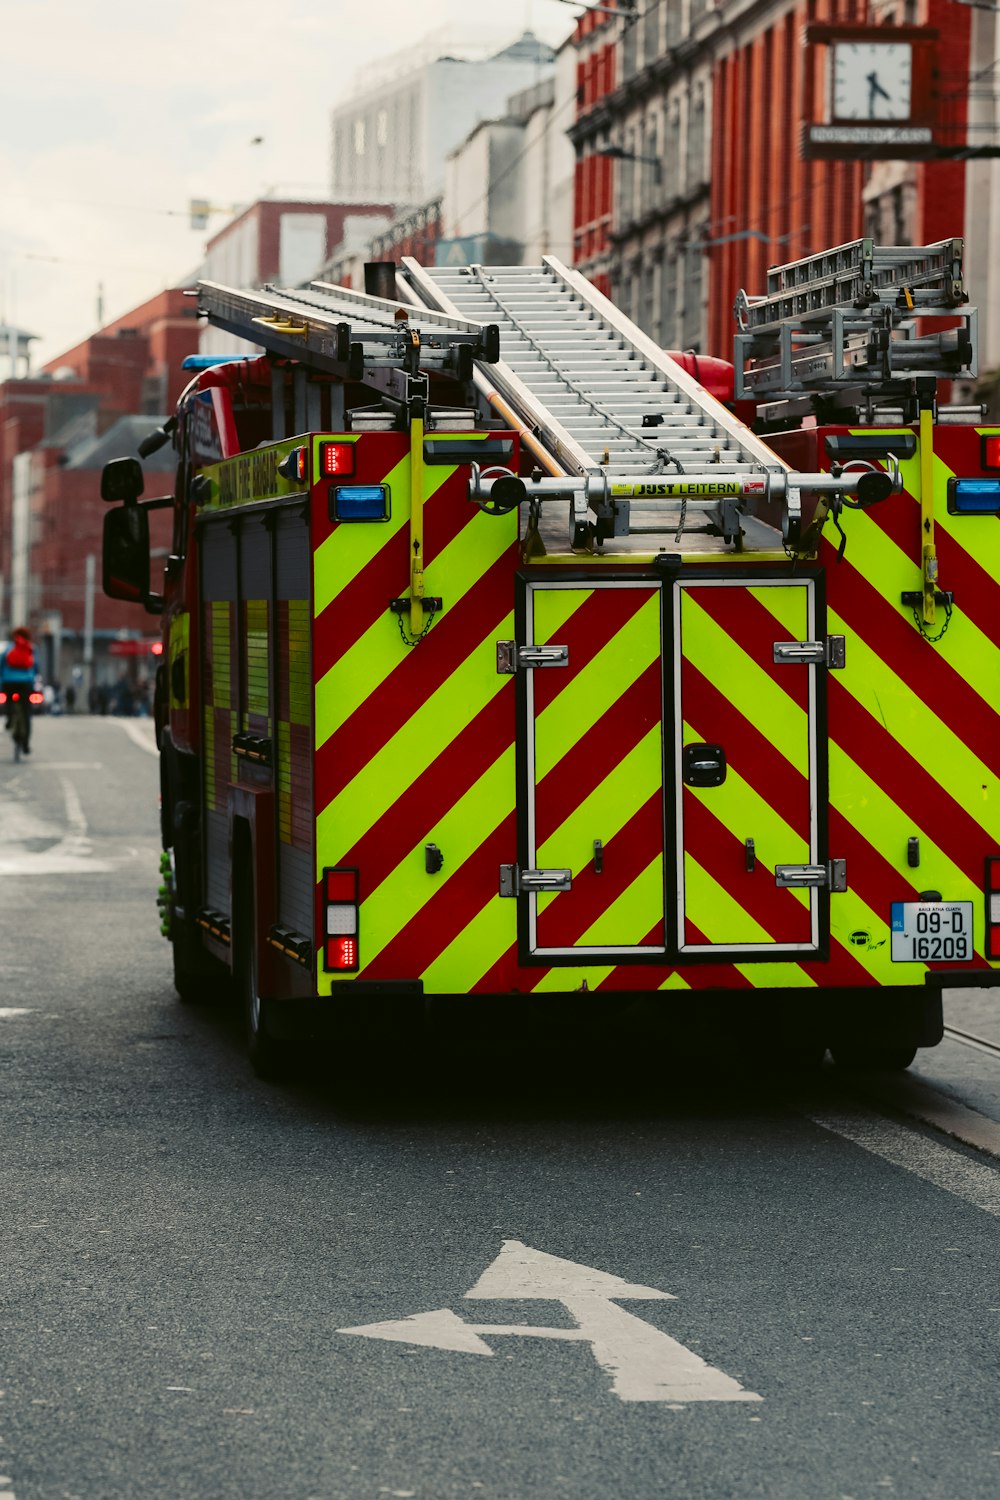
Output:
[
  {"xmin": 264, "ymin": 984, "xmax": 943, "ymax": 1049},
  {"xmin": 923, "ymin": 969, "xmax": 1000, "ymax": 988}
]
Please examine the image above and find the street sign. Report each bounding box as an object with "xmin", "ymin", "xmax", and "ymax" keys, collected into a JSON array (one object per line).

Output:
[{"xmin": 339, "ymin": 1240, "xmax": 762, "ymax": 1405}]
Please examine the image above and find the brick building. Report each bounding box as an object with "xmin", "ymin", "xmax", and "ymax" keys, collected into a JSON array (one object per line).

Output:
[
  {"xmin": 50, "ymin": 288, "xmax": 197, "ymax": 417},
  {"xmin": 0, "ymin": 287, "xmax": 200, "ymax": 693},
  {"xmin": 571, "ymin": 1, "xmax": 976, "ymax": 365},
  {"xmin": 199, "ymin": 200, "xmax": 394, "ymax": 356},
  {"xmin": 568, "ymin": 4, "xmax": 620, "ymax": 298}
]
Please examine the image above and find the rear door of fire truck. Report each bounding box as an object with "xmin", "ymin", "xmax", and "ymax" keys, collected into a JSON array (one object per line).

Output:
[{"xmin": 516, "ymin": 568, "xmax": 828, "ymax": 968}]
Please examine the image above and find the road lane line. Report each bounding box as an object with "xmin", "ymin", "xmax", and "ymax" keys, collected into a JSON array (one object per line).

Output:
[
  {"xmin": 0, "ymin": 1010, "xmax": 33, "ymax": 1018},
  {"xmin": 113, "ymin": 719, "xmax": 158, "ymax": 756},
  {"xmin": 60, "ymin": 775, "xmax": 88, "ymax": 843},
  {"xmin": 842, "ymin": 1069, "xmax": 1000, "ymax": 1163},
  {"xmin": 0, "ymin": 774, "xmax": 111, "ymax": 875},
  {"xmin": 807, "ymin": 1104, "xmax": 1000, "ymax": 1217},
  {"xmin": 20, "ymin": 763, "xmax": 103, "ymax": 771}
]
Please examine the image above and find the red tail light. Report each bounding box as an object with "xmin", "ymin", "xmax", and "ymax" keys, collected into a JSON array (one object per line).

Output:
[
  {"xmin": 325, "ymin": 936, "xmax": 359, "ymax": 970},
  {"xmin": 29, "ymin": 692, "xmax": 44, "ymax": 705},
  {"xmin": 323, "ymin": 867, "xmax": 359, "ymax": 971},
  {"xmin": 319, "ymin": 441, "xmax": 356, "ymax": 477},
  {"xmin": 0, "ymin": 692, "xmax": 6, "ymax": 705}
]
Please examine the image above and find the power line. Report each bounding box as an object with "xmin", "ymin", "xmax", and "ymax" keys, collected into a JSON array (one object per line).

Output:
[{"xmin": 2, "ymin": 189, "xmax": 197, "ymax": 221}]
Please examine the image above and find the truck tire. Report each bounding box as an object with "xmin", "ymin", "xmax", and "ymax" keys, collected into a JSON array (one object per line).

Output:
[{"xmin": 829, "ymin": 1041, "xmax": 916, "ymax": 1072}]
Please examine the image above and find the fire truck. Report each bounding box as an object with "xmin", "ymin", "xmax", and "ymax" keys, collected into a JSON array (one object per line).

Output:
[{"xmin": 101, "ymin": 239, "xmax": 1000, "ymax": 1075}]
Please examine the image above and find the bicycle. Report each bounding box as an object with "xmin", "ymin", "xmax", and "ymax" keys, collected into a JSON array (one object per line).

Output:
[{"xmin": 6, "ymin": 688, "xmax": 31, "ymax": 762}]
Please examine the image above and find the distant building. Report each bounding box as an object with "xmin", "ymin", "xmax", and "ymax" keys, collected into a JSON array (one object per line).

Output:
[
  {"xmin": 0, "ymin": 287, "xmax": 200, "ymax": 688},
  {"xmin": 568, "ymin": 6, "xmax": 618, "ymax": 299},
  {"xmin": 439, "ymin": 60, "xmax": 575, "ymax": 269},
  {"xmin": 0, "ymin": 324, "xmax": 39, "ymax": 380},
  {"xmin": 199, "ymin": 198, "xmax": 394, "ymax": 355},
  {"xmin": 330, "ymin": 30, "xmax": 555, "ymax": 209},
  {"xmin": 321, "ymin": 198, "xmax": 444, "ymax": 289},
  {"xmin": 49, "ymin": 287, "xmax": 198, "ymax": 417},
  {"xmin": 325, "ymin": 35, "xmax": 575, "ymax": 285},
  {"xmin": 603, "ymin": 0, "xmax": 715, "ymax": 352},
  {"xmin": 569, "ymin": 0, "xmax": 979, "ymax": 364}
]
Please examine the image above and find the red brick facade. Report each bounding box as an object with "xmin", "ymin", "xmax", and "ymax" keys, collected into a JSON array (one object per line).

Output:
[{"xmin": 570, "ymin": 6, "xmax": 619, "ymax": 298}]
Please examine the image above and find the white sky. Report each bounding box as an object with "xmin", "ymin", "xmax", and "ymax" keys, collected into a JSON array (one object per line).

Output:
[{"xmin": 0, "ymin": 0, "xmax": 577, "ymax": 369}]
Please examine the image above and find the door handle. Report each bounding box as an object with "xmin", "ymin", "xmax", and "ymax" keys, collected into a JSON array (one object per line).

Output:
[{"xmin": 682, "ymin": 742, "xmax": 727, "ymax": 787}]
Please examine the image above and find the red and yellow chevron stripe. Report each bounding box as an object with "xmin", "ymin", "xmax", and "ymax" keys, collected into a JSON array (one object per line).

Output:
[{"xmin": 310, "ymin": 424, "xmax": 999, "ymax": 997}]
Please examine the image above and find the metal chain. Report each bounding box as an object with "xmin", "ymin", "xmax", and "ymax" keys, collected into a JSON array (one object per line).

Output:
[
  {"xmin": 911, "ymin": 600, "xmax": 953, "ymax": 644},
  {"xmin": 395, "ymin": 610, "xmax": 437, "ymax": 648}
]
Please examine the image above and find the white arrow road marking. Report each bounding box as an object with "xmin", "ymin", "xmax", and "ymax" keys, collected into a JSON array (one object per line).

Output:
[
  {"xmin": 464, "ymin": 1239, "xmax": 676, "ymax": 1302},
  {"xmin": 339, "ymin": 1240, "xmax": 762, "ymax": 1405},
  {"xmin": 0, "ymin": 775, "xmax": 111, "ymax": 874}
]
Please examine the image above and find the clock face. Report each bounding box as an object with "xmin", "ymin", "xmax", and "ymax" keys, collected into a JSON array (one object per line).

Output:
[{"xmin": 832, "ymin": 41, "xmax": 913, "ymax": 122}]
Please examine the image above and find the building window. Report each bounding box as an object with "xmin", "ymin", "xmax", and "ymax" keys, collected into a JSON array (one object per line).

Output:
[
  {"xmin": 662, "ymin": 244, "xmax": 679, "ymax": 349},
  {"xmin": 646, "ymin": 111, "xmax": 662, "ymax": 213},
  {"xmin": 891, "ymin": 184, "xmax": 906, "ymax": 242},
  {"xmin": 664, "ymin": 99, "xmax": 681, "ymax": 202},
  {"xmin": 687, "ymin": 83, "xmax": 706, "ymax": 190},
  {"xmin": 637, "ymin": 117, "xmax": 656, "ymax": 220},
  {"xmin": 641, "ymin": 257, "xmax": 656, "ymax": 336},
  {"xmin": 666, "ymin": 0, "xmax": 684, "ymax": 48},
  {"xmin": 621, "ymin": 14, "xmax": 639, "ymax": 81},
  {"xmin": 618, "ymin": 129, "xmax": 637, "ymax": 227},
  {"xmin": 643, "ymin": 1, "xmax": 662, "ymax": 66},
  {"xmin": 354, "ymin": 119, "xmax": 366, "ymax": 156},
  {"xmin": 682, "ymin": 240, "xmax": 704, "ymax": 350},
  {"xmin": 376, "ymin": 109, "xmax": 388, "ymax": 148},
  {"xmin": 629, "ymin": 261, "xmax": 643, "ymax": 326}
]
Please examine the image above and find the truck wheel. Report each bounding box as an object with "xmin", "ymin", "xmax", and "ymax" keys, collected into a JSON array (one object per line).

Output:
[{"xmin": 829, "ymin": 1041, "xmax": 917, "ymax": 1072}]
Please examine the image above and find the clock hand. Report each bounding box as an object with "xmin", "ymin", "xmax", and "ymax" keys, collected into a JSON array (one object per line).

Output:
[{"xmin": 866, "ymin": 69, "xmax": 891, "ymax": 116}]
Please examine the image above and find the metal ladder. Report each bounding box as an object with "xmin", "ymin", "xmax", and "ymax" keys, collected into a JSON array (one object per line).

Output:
[
  {"xmin": 200, "ymin": 263, "xmax": 893, "ymax": 557},
  {"xmin": 196, "ymin": 278, "xmax": 500, "ymax": 405},
  {"xmin": 399, "ymin": 257, "xmax": 783, "ymax": 481},
  {"xmin": 733, "ymin": 237, "xmax": 977, "ymax": 406},
  {"xmin": 397, "ymin": 257, "xmax": 790, "ymax": 553}
]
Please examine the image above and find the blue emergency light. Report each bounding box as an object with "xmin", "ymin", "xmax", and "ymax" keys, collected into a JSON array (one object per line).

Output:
[
  {"xmin": 947, "ymin": 477, "xmax": 1000, "ymax": 515},
  {"xmin": 180, "ymin": 355, "xmax": 248, "ymax": 369},
  {"xmin": 330, "ymin": 484, "xmax": 390, "ymax": 522}
]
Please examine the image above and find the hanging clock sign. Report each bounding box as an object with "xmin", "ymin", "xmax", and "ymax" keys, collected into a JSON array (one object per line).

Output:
[{"xmin": 803, "ymin": 24, "xmax": 939, "ymax": 160}]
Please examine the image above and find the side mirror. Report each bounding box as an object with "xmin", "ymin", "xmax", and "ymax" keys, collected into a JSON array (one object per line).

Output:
[
  {"xmin": 103, "ymin": 505, "xmax": 150, "ymax": 602},
  {"xmin": 138, "ymin": 421, "xmax": 174, "ymax": 459},
  {"xmin": 101, "ymin": 457, "xmax": 144, "ymax": 504}
]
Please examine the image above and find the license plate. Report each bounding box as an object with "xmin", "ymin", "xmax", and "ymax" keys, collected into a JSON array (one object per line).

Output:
[{"xmin": 890, "ymin": 901, "xmax": 974, "ymax": 963}]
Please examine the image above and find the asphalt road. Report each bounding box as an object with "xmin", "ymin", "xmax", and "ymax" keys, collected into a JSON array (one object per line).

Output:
[{"xmin": 1, "ymin": 717, "xmax": 999, "ymax": 1500}]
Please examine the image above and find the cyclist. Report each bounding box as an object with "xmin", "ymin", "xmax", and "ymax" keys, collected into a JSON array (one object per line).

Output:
[{"xmin": 1, "ymin": 626, "xmax": 37, "ymax": 755}]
